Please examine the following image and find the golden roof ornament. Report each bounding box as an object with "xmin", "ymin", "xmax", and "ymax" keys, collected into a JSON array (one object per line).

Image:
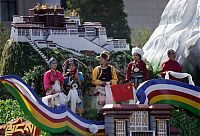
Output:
[
  {"xmin": 41, "ymin": 3, "xmax": 49, "ymax": 9},
  {"xmin": 49, "ymin": 5, "xmax": 54, "ymax": 9},
  {"xmin": 54, "ymin": 4, "xmax": 61, "ymax": 9},
  {"xmin": 36, "ymin": 3, "xmax": 42, "ymax": 10},
  {"xmin": 71, "ymin": 10, "xmax": 79, "ymax": 16}
]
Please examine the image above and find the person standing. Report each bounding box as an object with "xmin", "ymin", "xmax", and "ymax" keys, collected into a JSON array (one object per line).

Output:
[
  {"xmin": 43, "ymin": 57, "xmax": 65, "ymax": 108},
  {"xmin": 92, "ymin": 51, "xmax": 118, "ymax": 107},
  {"xmin": 125, "ymin": 47, "xmax": 148, "ymax": 88},
  {"xmin": 62, "ymin": 58, "xmax": 84, "ymax": 113},
  {"xmin": 161, "ymin": 49, "xmax": 182, "ymax": 80}
]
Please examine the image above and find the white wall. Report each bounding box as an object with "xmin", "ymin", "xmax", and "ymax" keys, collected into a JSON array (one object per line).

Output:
[{"xmin": 47, "ymin": 35, "xmax": 108, "ymax": 53}]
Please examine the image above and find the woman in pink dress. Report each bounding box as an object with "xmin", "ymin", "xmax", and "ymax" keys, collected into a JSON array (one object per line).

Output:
[{"xmin": 43, "ymin": 57, "xmax": 65, "ymax": 108}]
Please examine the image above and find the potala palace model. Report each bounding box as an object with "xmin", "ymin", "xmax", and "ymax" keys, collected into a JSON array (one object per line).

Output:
[{"xmin": 10, "ymin": 4, "xmax": 130, "ymax": 55}]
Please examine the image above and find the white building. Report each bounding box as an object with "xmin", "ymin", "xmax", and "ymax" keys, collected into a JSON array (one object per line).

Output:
[{"xmin": 10, "ymin": 4, "xmax": 130, "ymax": 54}]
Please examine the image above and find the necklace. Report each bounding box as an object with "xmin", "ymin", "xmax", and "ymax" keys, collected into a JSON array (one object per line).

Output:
[{"xmin": 132, "ymin": 61, "xmax": 140, "ymax": 72}]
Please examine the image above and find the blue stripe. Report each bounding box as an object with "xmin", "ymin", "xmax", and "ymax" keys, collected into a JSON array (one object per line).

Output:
[
  {"xmin": 1, "ymin": 75, "xmax": 66, "ymax": 114},
  {"xmin": 0, "ymin": 75, "xmax": 104, "ymax": 126},
  {"xmin": 136, "ymin": 79, "xmax": 200, "ymax": 104},
  {"xmin": 138, "ymin": 79, "xmax": 200, "ymax": 93}
]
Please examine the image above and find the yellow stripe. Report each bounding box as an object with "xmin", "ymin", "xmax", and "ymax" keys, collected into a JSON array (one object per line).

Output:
[
  {"xmin": 150, "ymin": 95, "xmax": 200, "ymax": 110},
  {"xmin": 68, "ymin": 121, "xmax": 89, "ymax": 135},
  {"xmin": 3, "ymin": 80, "xmax": 86, "ymax": 133},
  {"xmin": 3, "ymin": 80, "xmax": 105, "ymax": 135},
  {"xmin": 19, "ymin": 93, "xmax": 67, "ymax": 128},
  {"xmin": 19, "ymin": 93, "xmax": 90, "ymax": 134}
]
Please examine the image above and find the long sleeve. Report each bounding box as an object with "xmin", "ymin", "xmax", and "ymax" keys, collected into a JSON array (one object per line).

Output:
[
  {"xmin": 111, "ymin": 66, "xmax": 118, "ymax": 84},
  {"xmin": 43, "ymin": 71, "xmax": 51, "ymax": 91},
  {"xmin": 92, "ymin": 67, "xmax": 103, "ymax": 86},
  {"xmin": 57, "ymin": 71, "xmax": 64, "ymax": 85},
  {"xmin": 161, "ymin": 63, "xmax": 168, "ymax": 78},
  {"xmin": 161, "ymin": 60, "xmax": 182, "ymax": 80},
  {"xmin": 125, "ymin": 63, "xmax": 132, "ymax": 82},
  {"xmin": 141, "ymin": 61, "xmax": 148, "ymax": 81}
]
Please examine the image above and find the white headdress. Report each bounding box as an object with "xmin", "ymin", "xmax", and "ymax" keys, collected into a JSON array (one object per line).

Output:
[{"xmin": 132, "ymin": 47, "xmax": 144, "ymax": 56}]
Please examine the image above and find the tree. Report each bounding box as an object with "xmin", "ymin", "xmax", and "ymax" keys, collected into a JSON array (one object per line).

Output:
[
  {"xmin": 67, "ymin": 0, "xmax": 131, "ymax": 43},
  {"xmin": 0, "ymin": 40, "xmax": 47, "ymax": 76},
  {"xmin": 0, "ymin": 23, "xmax": 10, "ymax": 46},
  {"xmin": 131, "ymin": 27, "xmax": 152, "ymax": 48},
  {"xmin": 0, "ymin": 23, "xmax": 10, "ymax": 60}
]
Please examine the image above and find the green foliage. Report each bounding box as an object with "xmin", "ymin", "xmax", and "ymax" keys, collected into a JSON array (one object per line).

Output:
[
  {"xmin": 0, "ymin": 99, "xmax": 52, "ymax": 136},
  {"xmin": 0, "ymin": 23, "xmax": 10, "ymax": 68},
  {"xmin": 22, "ymin": 65, "xmax": 46, "ymax": 97},
  {"xmin": 0, "ymin": 99, "xmax": 26, "ymax": 125},
  {"xmin": 0, "ymin": 82, "xmax": 13, "ymax": 100},
  {"xmin": 131, "ymin": 27, "xmax": 152, "ymax": 48},
  {"xmin": 145, "ymin": 61, "xmax": 161, "ymax": 79},
  {"xmin": 40, "ymin": 130, "xmax": 52, "ymax": 136},
  {"xmin": 0, "ymin": 23, "xmax": 10, "ymax": 51},
  {"xmin": 0, "ymin": 40, "xmax": 47, "ymax": 76},
  {"xmin": 170, "ymin": 109, "xmax": 200, "ymax": 136},
  {"xmin": 1, "ymin": 42, "xmax": 199, "ymax": 135},
  {"xmin": 66, "ymin": 0, "xmax": 131, "ymax": 43}
]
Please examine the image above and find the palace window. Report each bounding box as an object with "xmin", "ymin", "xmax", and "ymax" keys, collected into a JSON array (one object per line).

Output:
[
  {"xmin": 157, "ymin": 120, "xmax": 167, "ymax": 136},
  {"xmin": 69, "ymin": 29, "xmax": 78, "ymax": 35},
  {"xmin": 85, "ymin": 28, "xmax": 95, "ymax": 31},
  {"xmin": 42, "ymin": 30, "xmax": 48, "ymax": 36},
  {"xmin": 32, "ymin": 29, "xmax": 40, "ymax": 36},
  {"xmin": 18, "ymin": 29, "xmax": 22, "ymax": 36},
  {"xmin": 130, "ymin": 111, "xmax": 149, "ymax": 131},
  {"xmin": 100, "ymin": 28, "xmax": 106, "ymax": 35},
  {"xmin": 21, "ymin": 29, "xmax": 26, "ymax": 36},
  {"xmin": 18, "ymin": 29, "xmax": 29, "ymax": 36},
  {"xmin": 26, "ymin": 29, "xmax": 30, "ymax": 36},
  {"xmin": 115, "ymin": 120, "xmax": 126, "ymax": 136}
]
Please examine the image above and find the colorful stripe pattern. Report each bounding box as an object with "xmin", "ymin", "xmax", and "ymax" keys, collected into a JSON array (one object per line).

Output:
[
  {"xmin": 136, "ymin": 79, "xmax": 200, "ymax": 117},
  {"xmin": 0, "ymin": 75, "xmax": 105, "ymax": 135}
]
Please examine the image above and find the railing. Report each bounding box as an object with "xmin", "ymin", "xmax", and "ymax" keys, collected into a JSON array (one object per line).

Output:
[
  {"xmin": 26, "ymin": 36, "xmax": 49, "ymax": 64},
  {"xmin": 130, "ymin": 131, "xmax": 155, "ymax": 136},
  {"xmin": 56, "ymin": 44, "xmax": 83, "ymax": 56}
]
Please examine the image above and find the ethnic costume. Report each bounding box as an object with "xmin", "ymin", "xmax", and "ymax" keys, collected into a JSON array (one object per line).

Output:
[
  {"xmin": 43, "ymin": 58, "xmax": 67, "ymax": 108},
  {"xmin": 161, "ymin": 59, "xmax": 182, "ymax": 80},
  {"xmin": 126, "ymin": 47, "xmax": 148, "ymax": 88},
  {"xmin": 43, "ymin": 69, "xmax": 64, "ymax": 94},
  {"xmin": 125, "ymin": 60, "xmax": 148, "ymax": 88},
  {"xmin": 125, "ymin": 47, "xmax": 148, "ymax": 104},
  {"xmin": 92, "ymin": 51, "xmax": 118, "ymax": 110},
  {"xmin": 92, "ymin": 64, "xmax": 118, "ymax": 106},
  {"xmin": 63, "ymin": 72, "xmax": 84, "ymax": 113},
  {"xmin": 62, "ymin": 58, "xmax": 84, "ymax": 113}
]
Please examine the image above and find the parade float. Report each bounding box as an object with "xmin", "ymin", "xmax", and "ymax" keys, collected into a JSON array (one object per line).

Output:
[
  {"xmin": 0, "ymin": 72, "xmax": 199, "ymax": 135},
  {"xmin": 1, "ymin": 0, "xmax": 200, "ymax": 135}
]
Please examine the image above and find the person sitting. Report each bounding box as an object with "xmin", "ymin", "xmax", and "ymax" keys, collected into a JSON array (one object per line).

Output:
[
  {"xmin": 125, "ymin": 47, "xmax": 148, "ymax": 88},
  {"xmin": 43, "ymin": 57, "xmax": 66, "ymax": 108},
  {"xmin": 62, "ymin": 58, "xmax": 84, "ymax": 113},
  {"xmin": 161, "ymin": 49, "xmax": 182, "ymax": 81},
  {"xmin": 92, "ymin": 51, "xmax": 118, "ymax": 107}
]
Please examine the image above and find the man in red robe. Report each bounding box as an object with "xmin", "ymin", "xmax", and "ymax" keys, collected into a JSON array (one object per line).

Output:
[{"xmin": 161, "ymin": 49, "xmax": 182, "ymax": 80}]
